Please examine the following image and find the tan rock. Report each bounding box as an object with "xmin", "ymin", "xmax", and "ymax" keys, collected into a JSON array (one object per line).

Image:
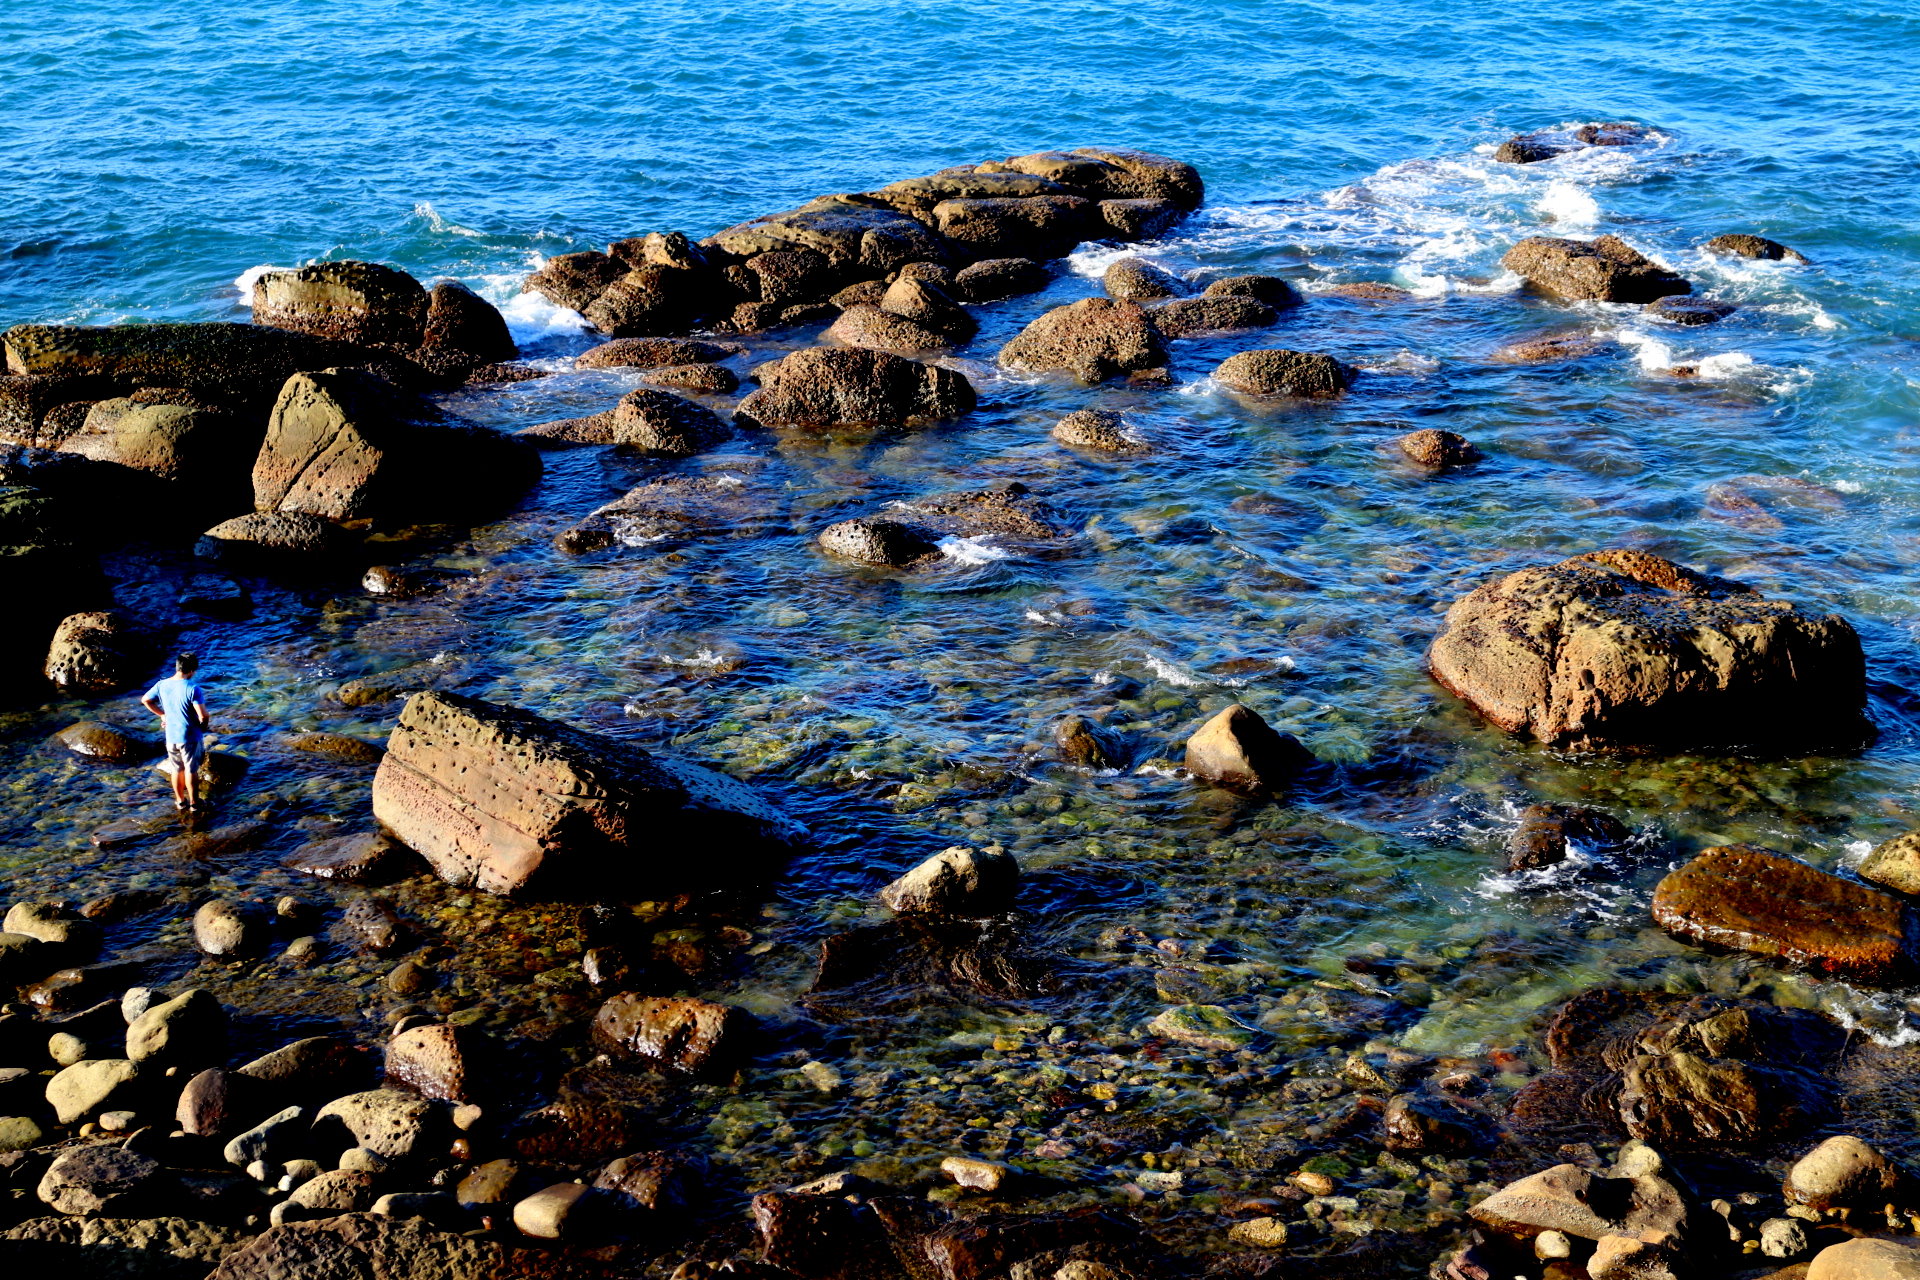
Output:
[
  {"xmin": 1808, "ymin": 1238, "xmax": 1920, "ymax": 1280},
  {"xmin": 1861, "ymin": 832, "xmax": 1920, "ymax": 897},
  {"xmin": 1183, "ymin": 703, "xmax": 1312, "ymax": 794}
]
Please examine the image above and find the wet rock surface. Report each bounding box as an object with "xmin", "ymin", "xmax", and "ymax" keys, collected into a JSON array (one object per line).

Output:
[
  {"xmin": 1503, "ymin": 235, "xmax": 1692, "ymax": 303},
  {"xmin": 1428, "ymin": 550, "xmax": 1868, "ymax": 750}
]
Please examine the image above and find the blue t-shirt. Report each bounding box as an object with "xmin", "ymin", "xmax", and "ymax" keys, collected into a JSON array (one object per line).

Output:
[{"xmin": 144, "ymin": 675, "xmax": 205, "ymax": 747}]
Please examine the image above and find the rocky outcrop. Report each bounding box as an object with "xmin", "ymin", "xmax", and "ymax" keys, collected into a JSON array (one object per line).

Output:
[
  {"xmin": 557, "ymin": 474, "xmax": 774, "ymax": 555},
  {"xmin": 878, "ymin": 846, "xmax": 1019, "ymax": 915},
  {"xmin": 932, "ymin": 195, "xmax": 1094, "ymax": 259},
  {"xmin": 1427, "ymin": 550, "xmax": 1868, "ymax": 750},
  {"xmin": 1213, "ymin": 348, "xmax": 1351, "ymax": 397},
  {"xmin": 418, "ymin": 280, "xmax": 517, "ymax": 373},
  {"xmin": 1205, "ymin": 274, "xmax": 1302, "ymax": 308},
  {"xmin": 371, "ymin": 690, "xmax": 801, "ymax": 896},
  {"xmin": 1184, "ymin": 703, "xmax": 1313, "ymax": 794},
  {"xmin": 521, "ymin": 387, "xmax": 728, "ymax": 455},
  {"xmin": 251, "ymin": 261, "xmax": 428, "ymax": 349},
  {"xmin": 825, "ymin": 274, "xmax": 976, "ymax": 356},
  {"xmin": 574, "ymin": 336, "xmax": 735, "ymax": 371},
  {"xmin": 1398, "ymin": 428, "xmax": 1479, "ymax": 469},
  {"xmin": 1, "ymin": 323, "xmax": 394, "ymax": 410},
  {"xmin": 1651, "ymin": 844, "xmax": 1918, "ymax": 983},
  {"xmin": 252, "ymin": 368, "xmax": 538, "ymax": 526},
  {"xmin": 44, "ymin": 611, "xmax": 146, "ymax": 694},
  {"xmin": 1645, "ymin": 296, "xmax": 1735, "ymax": 325},
  {"xmin": 1502, "ymin": 236, "xmax": 1692, "ymax": 304},
  {"xmin": 999, "ymin": 298, "xmax": 1166, "ymax": 383},
  {"xmin": 951, "ymin": 257, "xmax": 1049, "ymax": 302},
  {"xmin": 1706, "ymin": 233, "xmax": 1810, "ymax": 264},
  {"xmin": 735, "ymin": 347, "xmax": 975, "ymax": 430},
  {"xmin": 206, "ymin": 1212, "xmax": 508, "ymax": 1280},
  {"xmin": 58, "ymin": 395, "xmax": 257, "ymax": 507}
]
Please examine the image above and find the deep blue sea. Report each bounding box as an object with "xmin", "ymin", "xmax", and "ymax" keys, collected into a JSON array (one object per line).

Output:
[{"xmin": 7, "ymin": 0, "xmax": 1920, "ymax": 1234}]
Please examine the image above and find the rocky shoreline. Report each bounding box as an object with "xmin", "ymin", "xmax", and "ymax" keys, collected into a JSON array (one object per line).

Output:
[{"xmin": 1, "ymin": 134, "xmax": 1914, "ymax": 1279}]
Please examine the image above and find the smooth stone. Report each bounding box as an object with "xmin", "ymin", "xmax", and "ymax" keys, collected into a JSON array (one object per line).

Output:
[
  {"xmin": 223, "ymin": 1105, "xmax": 305, "ymax": 1170},
  {"xmin": 513, "ymin": 1181, "xmax": 590, "ymax": 1239},
  {"xmin": 312, "ymin": 1089, "xmax": 442, "ymax": 1161},
  {"xmin": 877, "ymin": 845, "xmax": 1019, "ymax": 916},
  {"xmin": 38, "ymin": 1145, "xmax": 164, "ymax": 1216},
  {"xmin": 1148, "ymin": 1004, "xmax": 1255, "ymax": 1051},
  {"xmin": 940, "ymin": 1155, "xmax": 1009, "ymax": 1191},
  {"xmin": 1807, "ymin": 1238, "xmax": 1920, "ymax": 1280},
  {"xmin": 1183, "ymin": 703, "xmax": 1312, "ymax": 795},
  {"xmin": 126, "ymin": 988, "xmax": 226, "ymax": 1065},
  {"xmin": 46, "ymin": 1057, "xmax": 139, "ymax": 1125}
]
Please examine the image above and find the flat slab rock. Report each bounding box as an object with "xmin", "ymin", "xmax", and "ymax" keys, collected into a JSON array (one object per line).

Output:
[
  {"xmin": 0, "ymin": 1214, "xmax": 247, "ymax": 1277},
  {"xmin": 1652, "ymin": 844, "xmax": 1918, "ymax": 983},
  {"xmin": 371, "ymin": 690, "xmax": 801, "ymax": 896},
  {"xmin": 205, "ymin": 1212, "xmax": 509, "ymax": 1280},
  {"xmin": 1427, "ymin": 549, "xmax": 1867, "ymax": 750}
]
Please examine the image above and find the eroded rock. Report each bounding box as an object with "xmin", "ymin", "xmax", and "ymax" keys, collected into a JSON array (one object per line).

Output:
[
  {"xmin": 1502, "ymin": 236, "xmax": 1691, "ymax": 304},
  {"xmin": 1184, "ymin": 703, "xmax": 1312, "ymax": 794}
]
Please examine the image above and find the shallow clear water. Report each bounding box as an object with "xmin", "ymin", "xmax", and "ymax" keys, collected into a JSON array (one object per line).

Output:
[{"xmin": 7, "ymin": 0, "xmax": 1920, "ymax": 1253}]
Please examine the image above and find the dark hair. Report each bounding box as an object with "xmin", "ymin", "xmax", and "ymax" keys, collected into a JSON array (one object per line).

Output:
[{"xmin": 175, "ymin": 652, "xmax": 199, "ymax": 676}]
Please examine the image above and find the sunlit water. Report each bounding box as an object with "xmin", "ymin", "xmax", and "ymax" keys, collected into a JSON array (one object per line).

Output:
[{"xmin": 5, "ymin": 0, "xmax": 1920, "ymax": 1251}]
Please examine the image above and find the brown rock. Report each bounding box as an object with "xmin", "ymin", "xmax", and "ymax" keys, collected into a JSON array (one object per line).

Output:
[
  {"xmin": 736, "ymin": 346, "xmax": 975, "ymax": 430},
  {"xmin": 340, "ymin": 897, "xmax": 408, "ymax": 954},
  {"xmin": 1785, "ymin": 1137, "xmax": 1909, "ymax": 1213},
  {"xmin": 1807, "ymin": 1238, "xmax": 1920, "ymax": 1280},
  {"xmin": 206, "ymin": 1212, "xmax": 508, "ymax": 1280},
  {"xmin": 825, "ymin": 304, "xmax": 960, "ymax": 355},
  {"xmin": 1588, "ymin": 1234, "xmax": 1681, "ymax": 1280},
  {"xmin": 1103, "ymin": 258, "xmax": 1185, "ymax": 301},
  {"xmin": 1099, "ymin": 197, "xmax": 1185, "ymax": 240},
  {"xmin": 1052, "ymin": 408, "xmax": 1145, "ymax": 453},
  {"xmin": 386, "ymin": 1024, "xmax": 477, "ymax": 1104},
  {"xmin": 951, "ymin": 257, "xmax": 1049, "ymax": 302},
  {"xmin": 1470, "ymin": 1162, "xmax": 1686, "ymax": 1242},
  {"xmin": 1153, "ymin": 295, "xmax": 1277, "ymax": 338},
  {"xmin": 177, "ymin": 1068, "xmax": 257, "ymax": 1138},
  {"xmin": 592, "ymin": 994, "xmax": 743, "ymax": 1073},
  {"xmin": 1706, "ymin": 234, "xmax": 1810, "ymax": 265},
  {"xmin": 746, "ymin": 248, "xmax": 836, "ymax": 306},
  {"xmin": 593, "ymin": 1150, "xmax": 697, "ymax": 1216},
  {"xmin": 523, "ymin": 251, "xmax": 626, "ymax": 314},
  {"xmin": 284, "ymin": 731, "xmax": 384, "ymax": 764},
  {"xmin": 1491, "ymin": 332, "xmax": 1601, "ymax": 364},
  {"xmin": 53, "ymin": 720, "xmax": 153, "ymax": 762},
  {"xmin": 1427, "ymin": 550, "xmax": 1868, "ymax": 750},
  {"xmin": 252, "ymin": 261, "xmax": 430, "ymax": 348},
  {"xmin": 1054, "ymin": 714, "xmax": 1126, "ymax": 768},
  {"xmin": 37, "ymin": 1146, "xmax": 165, "ymax": 1217},
  {"xmin": 640, "ymin": 363, "xmax": 739, "ymax": 395},
  {"xmin": 1383, "ymin": 1092, "xmax": 1486, "ymax": 1153},
  {"xmin": 604, "ymin": 388, "xmax": 729, "ymax": 455},
  {"xmin": 1326, "ymin": 282, "xmax": 1415, "ymax": 301},
  {"xmin": 1398, "ymin": 428, "xmax": 1479, "ymax": 469},
  {"xmin": 1860, "ymin": 832, "xmax": 1920, "ymax": 897},
  {"xmin": 1651, "ymin": 844, "xmax": 1916, "ymax": 983},
  {"xmin": 1646, "ymin": 296, "xmax": 1736, "ymax": 325},
  {"xmin": 1505, "ymin": 804, "xmax": 1631, "ymax": 871},
  {"xmin": 1495, "ymin": 135, "xmax": 1564, "ymax": 165},
  {"xmin": 44, "ymin": 611, "xmax": 146, "ymax": 694},
  {"xmin": 235, "ymin": 1036, "xmax": 370, "ymax": 1105},
  {"xmin": 998, "ymin": 298, "xmax": 1167, "ymax": 384},
  {"xmin": 1204, "ymin": 275, "xmax": 1302, "ymax": 308},
  {"xmin": 1213, "ymin": 348, "xmax": 1351, "ymax": 397},
  {"xmin": 252, "ymin": 368, "xmax": 538, "ymax": 525},
  {"xmin": 816, "ymin": 517, "xmax": 941, "ymax": 569},
  {"xmin": 879, "ymin": 846, "xmax": 1019, "ymax": 916},
  {"xmin": 286, "ymin": 833, "xmax": 403, "ymax": 884},
  {"xmin": 370, "ymin": 690, "xmax": 800, "ymax": 896},
  {"xmin": 574, "ymin": 336, "xmax": 734, "ymax": 370},
  {"xmin": 198, "ymin": 511, "xmax": 354, "ymax": 559},
  {"xmin": 1502, "ymin": 236, "xmax": 1691, "ymax": 304},
  {"xmin": 932, "ymin": 195, "xmax": 1095, "ymax": 259},
  {"xmin": 1184, "ymin": 703, "xmax": 1312, "ymax": 794},
  {"xmin": 418, "ymin": 280, "xmax": 516, "ymax": 372}
]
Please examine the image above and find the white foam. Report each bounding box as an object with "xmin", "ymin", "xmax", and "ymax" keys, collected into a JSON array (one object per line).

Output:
[
  {"xmin": 659, "ymin": 648, "xmax": 735, "ymax": 668},
  {"xmin": 1143, "ymin": 652, "xmax": 1293, "ymax": 688},
  {"xmin": 412, "ymin": 201, "xmax": 482, "ymax": 238},
  {"xmin": 232, "ymin": 263, "xmax": 289, "ymax": 301},
  {"xmin": 490, "ymin": 277, "xmax": 590, "ymax": 342},
  {"xmin": 938, "ymin": 535, "xmax": 1012, "ymax": 565},
  {"xmin": 1534, "ymin": 180, "xmax": 1600, "ymax": 229},
  {"xmin": 1065, "ymin": 242, "xmax": 1145, "ymax": 278}
]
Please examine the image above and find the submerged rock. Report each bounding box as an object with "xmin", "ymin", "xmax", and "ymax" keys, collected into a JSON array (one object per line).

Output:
[
  {"xmin": 371, "ymin": 690, "xmax": 801, "ymax": 896},
  {"xmin": 815, "ymin": 517, "xmax": 942, "ymax": 569},
  {"xmin": 1052, "ymin": 408, "xmax": 1147, "ymax": 453},
  {"xmin": 559, "ymin": 474, "xmax": 773, "ymax": 555},
  {"xmin": 1502, "ymin": 236, "xmax": 1692, "ymax": 304},
  {"xmin": 1152, "ymin": 295, "xmax": 1277, "ymax": 338},
  {"xmin": 998, "ymin": 298, "xmax": 1167, "ymax": 383},
  {"xmin": 1398, "ymin": 428, "xmax": 1479, "ymax": 469},
  {"xmin": 735, "ymin": 346, "xmax": 975, "ymax": 430},
  {"xmin": 1184, "ymin": 703, "xmax": 1312, "ymax": 794},
  {"xmin": 1494, "ymin": 134, "xmax": 1565, "ymax": 165},
  {"xmin": 1505, "ymin": 804, "xmax": 1631, "ymax": 871},
  {"xmin": 1149, "ymin": 1004, "xmax": 1255, "ymax": 1051},
  {"xmin": 1646, "ymin": 296, "xmax": 1736, "ymax": 325},
  {"xmin": 1651, "ymin": 844, "xmax": 1917, "ymax": 983},
  {"xmin": 1706, "ymin": 233, "xmax": 1810, "ymax": 264},
  {"xmin": 1491, "ymin": 331, "xmax": 1601, "ymax": 364},
  {"xmin": 1213, "ymin": 348, "xmax": 1351, "ymax": 397},
  {"xmin": 878, "ymin": 846, "xmax": 1019, "ymax": 916},
  {"xmin": 1054, "ymin": 714, "xmax": 1128, "ymax": 768},
  {"xmin": 285, "ymin": 832, "xmax": 404, "ymax": 883},
  {"xmin": 592, "ymin": 994, "xmax": 744, "ymax": 1073},
  {"xmin": 1427, "ymin": 549, "xmax": 1868, "ymax": 750}
]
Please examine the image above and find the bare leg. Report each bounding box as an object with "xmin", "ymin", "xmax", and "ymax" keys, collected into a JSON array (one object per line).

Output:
[
  {"xmin": 172, "ymin": 764, "xmax": 189, "ymax": 811},
  {"xmin": 183, "ymin": 761, "xmax": 200, "ymax": 811}
]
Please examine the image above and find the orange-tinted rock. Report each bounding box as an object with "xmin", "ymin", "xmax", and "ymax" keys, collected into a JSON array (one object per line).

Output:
[
  {"xmin": 1651, "ymin": 844, "xmax": 1917, "ymax": 983},
  {"xmin": 591, "ymin": 994, "xmax": 743, "ymax": 1073}
]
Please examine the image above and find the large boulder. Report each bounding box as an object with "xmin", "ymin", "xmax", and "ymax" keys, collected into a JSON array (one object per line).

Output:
[
  {"xmin": 1651, "ymin": 844, "xmax": 1917, "ymax": 983},
  {"xmin": 1859, "ymin": 831, "xmax": 1920, "ymax": 896},
  {"xmin": 951, "ymin": 257, "xmax": 1049, "ymax": 302},
  {"xmin": 371, "ymin": 690, "xmax": 802, "ymax": 896},
  {"xmin": 54, "ymin": 393, "xmax": 258, "ymax": 513},
  {"xmin": 1184, "ymin": 703, "xmax": 1313, "ymax": 794},
  {"xmin": 1103, "ymin": 257, "xmax": 1186, "ymax": 301},
  {"xmin": 252, "ymin": 368, "xmax": 538, "ymax": 525},
  {"xmin": 998, "ymin": 298, "xmax": 1166, "ymax": 383},
  {"xmin": 418, "ymin": 281, "xmax": 517, "ymax": 373},
  {"xmin": 582, "ymin": 263, "xmax": 717, "ymax": 337},
  {"xmin": 522, "ymin": 251, "xmax": 628, "ymax": 314},
  {"xmin": 37, "ymin": 1146, "xmax": 166, "ymax": 1217},
  {"xmin": 1427, "ymin": 549, "xmax": 1868, "ymax": 750},
  {"xmin": 735, "ymin": 346, "xmax": 974, "ymax": 430},
  {"xmin": 2, "ymin": 323, "xmax": 395, "ymax": 410},
  {"xmin": 44, "ymin": 611, "xmax": 146, "ymax": 694},
  {"xmin": 521, "ymin": 388, "xmax": 727, "ymax": 455},
  {"xmin": 574, "ymin": 336, "xmax": 734, "ymax": 371},
  {"xmin": 1786, "ymin": 1136, "xmax": 1912, "ymax": 1213},
  {"xmin": 1502, "ymin": 236, "xmax": 1692, "ymax": 304},
  {"xmin": 1001, "ymin": 147, "xmax": 1205, "ymax": 208},
  {"xmin": 592, "ymin": 994, "xmax": 744, "ymax": 1073},
  {"xmin": 1807, "ymin": 1238, "xmax": 1920, "ymax": 1280},
  {"xmin": 251, "ymin": 261, "xmax": 429, "ymax": 349},
  {"xmin": 1213, "ymin": 349, "xmax": 1351, "ymax": 397},
  {"xmin": 1153, "ymin": 295, "xmax": 1277, "ymax": 338},
  {"xmin": 1470, "ymin": 1161, "xmax": 1687, "ymax": 1243}
]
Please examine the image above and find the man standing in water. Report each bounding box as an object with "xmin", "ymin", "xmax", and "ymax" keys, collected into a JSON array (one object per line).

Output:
[{"xmin": 141, "ymin": 653, "xmax": 211, "ymax": 812}]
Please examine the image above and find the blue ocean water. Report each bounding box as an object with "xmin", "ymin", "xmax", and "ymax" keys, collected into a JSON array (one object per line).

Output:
[{"xmin": 9, "ymin": 0, "xmax": 1920, "ymax": 1216}]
